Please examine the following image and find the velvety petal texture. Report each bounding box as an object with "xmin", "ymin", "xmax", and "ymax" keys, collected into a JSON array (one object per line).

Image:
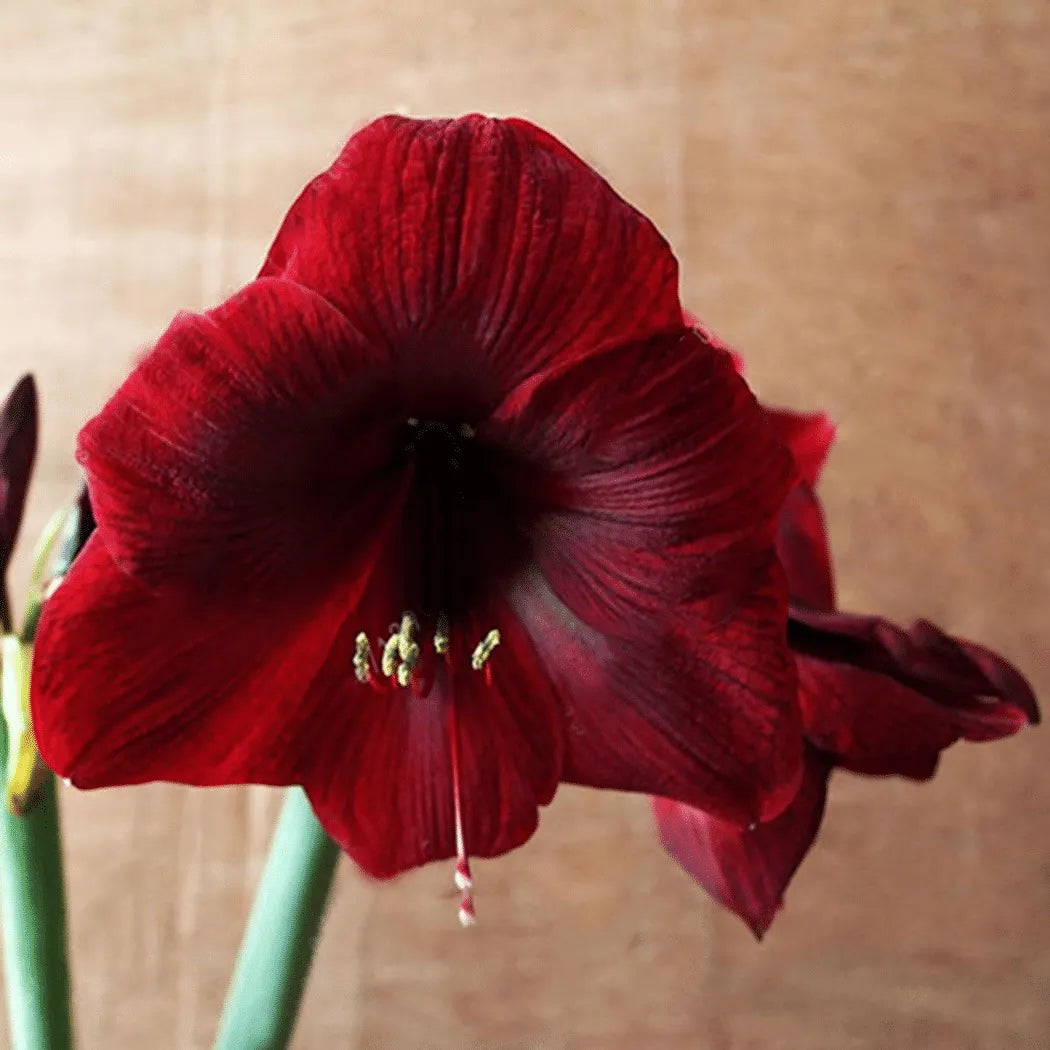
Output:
[
  {"xmin": 34, "ymin": 513, "xmax": 395, "ymax": 789},
  {"xmin": 495, "ymin": 329, "xmax": 801, "ymax": 824},
  {"xmin": 77, "ymin": 279, "xmax": 399, "ymax": 591},
  {"xmin": 260, "ymin": 115, "xmax": 685, "ymax": 402},
  {"xmin": 32, "ymin": 116, "xmax": 805, "ymax": 884},
  {"xmin": 511, "ymin": 562, "xmax": 800, "ymax": 828},
  {"xmin": 655, "ymin": 342, "xmax": 1039, "ymax": 937}
]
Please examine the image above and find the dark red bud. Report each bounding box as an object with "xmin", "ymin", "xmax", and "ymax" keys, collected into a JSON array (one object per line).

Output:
[{"xmin": 0, "ymin": 375, "xmax": 38, "ymax": 631}]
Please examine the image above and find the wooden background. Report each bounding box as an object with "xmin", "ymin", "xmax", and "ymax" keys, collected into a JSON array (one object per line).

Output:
[{"xmin": 1, "ymin": 2, "xmax": 1048, "ymax": 1047}]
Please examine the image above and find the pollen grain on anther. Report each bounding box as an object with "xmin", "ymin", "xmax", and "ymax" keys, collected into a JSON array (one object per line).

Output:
[
  {"xmin": 380, "ymin": 634, "xmax": 400, "ymax": 678},
  {"xmin": 470, "ymin": 629, "xmax": 501, "ymax": 671},
  {"xmin": 434, "ymin": 612, "xmax": 451, "ymax": 655},
  {"xmin": 353, "ymin": 632, "xmax": 374, "ymax": 684}
]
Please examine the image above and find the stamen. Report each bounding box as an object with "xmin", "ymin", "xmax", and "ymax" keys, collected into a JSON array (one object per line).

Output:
[
  {"xmin": 388, "ymin": 613, "xmax": 421, "ymax": 687},
  {"xmin": 470, "ymin": 629, "xmax": 501, "ymax": 671},
  {"xmin": 397, "ymin": 613, "xmax": 420, "ymax": 660},
  {"xmin": 358, "ymin": 613, "xmax": 430, "ymax": 691},
  {"xmin": 380, "ymin": 634, "xmax": 400, "ymax": 678},
  {"xmin": 353, "ymin": 632, "xmax": 373, "ymax": 684},
  {"xmin": 434, "ymin": 613, "xmax": 451, "ymax": 655}
]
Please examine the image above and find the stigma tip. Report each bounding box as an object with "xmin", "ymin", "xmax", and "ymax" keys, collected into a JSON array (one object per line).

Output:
[{"xmin": 458, "ymin": 899, "xmax": 477, "ymax": 927}]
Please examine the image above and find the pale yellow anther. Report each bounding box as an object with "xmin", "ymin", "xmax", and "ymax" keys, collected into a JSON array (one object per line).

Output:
[
  {"xmin": 397, "ymin": 613, "xmax": 420, "ymax": 661},
  {"xmin": 434, "ymin": 613, "xmax": 451, "ymax": 655},
  {"xmin": 357, "ymin": 612, "xmax": 503, "ymax": 693},
  {"xmin": 380, "ymin": 634, "xmax": 400, "ymax": 677},
  {"xmin": 353, "ymin": 632, "xmax": 372, "ymax": 683},
  {"xmin": 470, "ymin": 629, "xmax": 501, "ymax": 671}
]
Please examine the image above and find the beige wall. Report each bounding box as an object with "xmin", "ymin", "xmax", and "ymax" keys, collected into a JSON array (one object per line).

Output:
[{"xmin": 1, "ymin": 2, "xmax": 1048, "ymax": 1047}]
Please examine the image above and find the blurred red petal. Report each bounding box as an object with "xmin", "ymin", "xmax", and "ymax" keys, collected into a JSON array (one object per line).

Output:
[
  {"xmin": 765, "ymin": 408, "xmax": 836, "ymax": 488},
  {"xmin": 790, "ymin": 608, "xmax": 1039, "ymax": 778},
  {"xmin": 654, "ymin": 747, "xmax": 831, "ymax": 938}
]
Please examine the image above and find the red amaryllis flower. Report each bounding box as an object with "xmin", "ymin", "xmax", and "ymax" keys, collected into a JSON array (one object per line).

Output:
[
  {"xmin": 654, "ymin": 371, "xmax": 1040, "ymax": 938},
  {"xmin": 0, "ymin": 375, "xmax": 38, "ymax": 633},
  {"xmin": 31, "ymin": 115, "xmax": 805, "ymax": 921}
]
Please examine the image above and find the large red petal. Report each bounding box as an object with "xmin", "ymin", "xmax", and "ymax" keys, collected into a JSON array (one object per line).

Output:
[
  {"xmin": 789, "ymin": 608, "xmax": 1039, "ymax": 779},
  {"xmin": 654, "ymin": 746, "xmax": 831, "ymax": 938},
  {"xmin": 678, "ymin": 324, "xmax": 837, "ymax": 609},
  {"xmin": 260, "ymin": 115, "xmax": 684, "ymax": 404},
  {"xmin": 303, "ymin": 600, "xmax": 563, "ymax": 879},
  {"xmin": 78, "ymin": 277, "xmax": 396, "ymax": 590},
  {"xmin": 509, "ymin": 563, "xmax": 802, "ymax": 827},
  {"xmin": 31, "ymin": 482, "xmax": 405, "ymax": 788},
  {"xmin": 490, "ymin": 330, "xmax": 796, "ymax": 629},
  {"xmin": 680, "ymin": 318, "xmax": 836, "ymax": 488},
  {"xmin": 486, "ymin": 329, "xmax": 802, "ymax": 824}
]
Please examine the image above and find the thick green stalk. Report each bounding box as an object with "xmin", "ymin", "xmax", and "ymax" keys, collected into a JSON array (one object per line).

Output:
[
  {"xmin": 214, "ymin": 788, "xmax": 339, "ymax": 1050},
  {"xmin": 0, "ymin": 758, "xmax": 73, "ymax": 1050}
]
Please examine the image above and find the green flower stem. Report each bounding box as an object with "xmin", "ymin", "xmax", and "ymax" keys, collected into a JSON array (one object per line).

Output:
[
  {"xmin": 214, "ymin": 788, "xmax": 339, "ymax": 1050},
  {"xmin": 0, "ymin": 759, "xmax": 73, "ymax": 1050}
]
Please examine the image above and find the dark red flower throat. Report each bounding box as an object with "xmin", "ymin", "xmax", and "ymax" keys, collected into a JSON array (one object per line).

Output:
[{"xmin": 401, "ymin": 417, "xmax": 491, "ymax": 624}]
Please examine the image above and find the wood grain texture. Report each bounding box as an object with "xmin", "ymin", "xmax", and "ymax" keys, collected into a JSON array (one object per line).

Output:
[{"xmin": 1, "ymin": 2, "xmax": 1047, "ymax": 1047}]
